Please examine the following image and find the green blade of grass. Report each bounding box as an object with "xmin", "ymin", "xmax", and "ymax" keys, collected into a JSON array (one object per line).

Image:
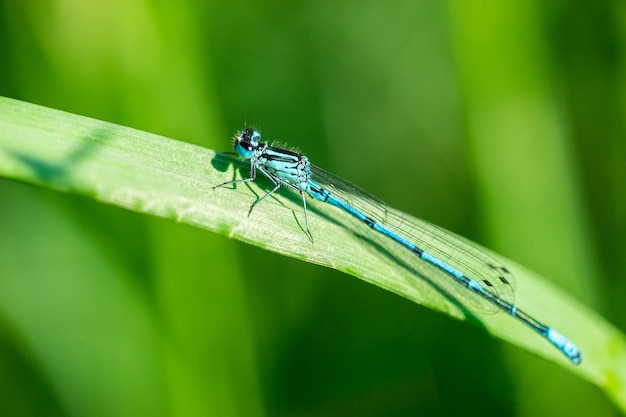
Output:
[{"xmin": 0, "ymin": 96, "xmax": 624, "ymax": 410}]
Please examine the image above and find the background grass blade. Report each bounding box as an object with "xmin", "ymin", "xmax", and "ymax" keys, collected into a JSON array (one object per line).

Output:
[{"xmin": 1, "ymin": 96, "xmax": 625, "ymax": 411}]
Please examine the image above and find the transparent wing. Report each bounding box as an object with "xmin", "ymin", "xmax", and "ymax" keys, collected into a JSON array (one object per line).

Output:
[{"xmin": 309, "ymin": 164, "xmax": 515, "ymax": 314}]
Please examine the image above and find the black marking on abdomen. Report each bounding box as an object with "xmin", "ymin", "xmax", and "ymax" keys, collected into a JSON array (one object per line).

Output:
[{"xmin": 363, "ymin": 217, "xmax": 376, "ymax": 229}]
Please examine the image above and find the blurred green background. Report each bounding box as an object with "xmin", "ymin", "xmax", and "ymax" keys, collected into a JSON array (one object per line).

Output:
[{"xmin": 0, "ymin": 0, "xmax": 624, "ymax": 416}]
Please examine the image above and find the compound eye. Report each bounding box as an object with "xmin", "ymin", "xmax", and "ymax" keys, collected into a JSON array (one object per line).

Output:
[
  {"xmin": 240, "ymin": 141, "xmax": 254, "ymax": 151},
  {"xmin": 235, "ymin": 139, "xmax": 256, "ymax": 159},
  {"xmin": 233, "ymin": 128, "xmax": 261, "ymax": 159}
]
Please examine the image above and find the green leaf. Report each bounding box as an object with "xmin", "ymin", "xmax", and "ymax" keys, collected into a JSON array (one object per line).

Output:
[{"xmin": 1, "ymin": 96, "xmax": 625, "ymax": 411}]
